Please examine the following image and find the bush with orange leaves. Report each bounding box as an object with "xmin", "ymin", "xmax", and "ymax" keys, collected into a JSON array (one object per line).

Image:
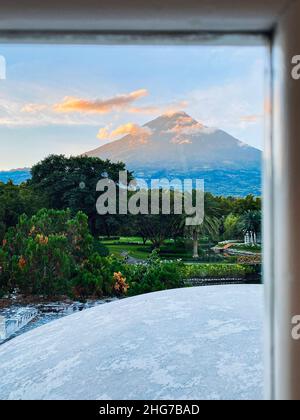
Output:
[
  {"xmin": 18, "ymin": 256, "xmax": 26, "ymax": 270},
  {"xmin": 1, "ymin": 209, "xmax": 94, "ymax": 296},
  {"xmin": 113, "ymin": 272, "xmax": 129, "ymax": 296}
]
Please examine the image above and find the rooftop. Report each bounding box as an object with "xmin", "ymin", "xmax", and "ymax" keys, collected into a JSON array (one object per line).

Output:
[{"xmin": 0, "ymin": 285, "xmax": 263, "ymax": 400}]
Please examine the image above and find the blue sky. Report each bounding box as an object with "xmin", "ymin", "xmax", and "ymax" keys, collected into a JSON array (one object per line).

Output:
[{"xmin": 0, "ymin": 44, "xmax": 267, "ymax": 170}]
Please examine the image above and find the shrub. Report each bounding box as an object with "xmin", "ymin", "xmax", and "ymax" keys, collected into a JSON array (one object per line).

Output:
[
  {"xmin": 1, "ymin": 209, "xmax": 94, "ymax": 296},
  {"xmin": 10, "ymin": 234, "xmax": 74, "ymax": 296},
  {"xmin": 182, "ymin": 263, "xmax": 254, "ymax": 279},
  {"xmin": 125, "ymin": 250, "xmax": 183, "ymax": 296},
  {"xmin": 93, "ymin": 240, "xmax": 110, "ymax": 257},
  {"xmin": 73, "ymin": 253, "xmax": 114, "ymax": 298}
]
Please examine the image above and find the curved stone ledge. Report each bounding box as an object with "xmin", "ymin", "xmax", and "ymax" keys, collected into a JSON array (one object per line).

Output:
[{"xmin": 0, "ymin": 285, "xmax": 263, "ymax": 400}]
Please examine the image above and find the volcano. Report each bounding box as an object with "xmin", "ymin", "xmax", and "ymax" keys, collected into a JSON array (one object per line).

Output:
[{"xmin": 85, "ymin": 112, "xmax": 262, "ymax": 196}]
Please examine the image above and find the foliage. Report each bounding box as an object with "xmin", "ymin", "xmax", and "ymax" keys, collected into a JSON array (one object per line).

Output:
[
  {"xmin": 0, "ymin": 181, "xmax": 45, "ymax": 242},
  {"xmin": 0, "ymin": 156, "xmax": 263, "ymax": 298},
  {"xmin": 231, "ymin": 243, "xmax": 261, "ymax": 253},
  {"xmin": 182, "ymin": 263, "xmax": 254, "ymax": 279},
  {"xmin": 204, "ymin": 193, "xmax": 261, "ymax": 218},
  {"xmin": 223, "ymin": 213, "xmax": 242, "ymax": 240},
  {"xmin": 239, "ymin": 210, "xmax": 261, "ymax": 235},
  {"xmin": 93, "ymin": 240, "xmax": 110, "ymax": 257},
  {"xmin": 186, "ymin": 216, "xmax": 220, "ymax": 258},
  {"xmin": 1, "ymin": 209, "xmax": 94, "ymax": 296},
  {"xmin": 29, "ymin": 155, "xmax": 133, "ymax": 235},
  {"xmin": 11, "ymin": 234, "xmax": 74, "ymax": 296},
  {"xmin": 0, "ymin": 248, "xmax": 9, "ymax": 297},
  {"xmin": 113, "ymin": 272, "xmax": 130, "ymax": 296},
  {"xmin": 73, "ymin": 253, "xmax": 114, "ymax": 298},
  {"xmin": 135, "ymin": 214, "xmax": 185, "ymax": 248},
  {"xmin": 102, "ymin": 236, "xmax": 234, "ymax": 262},
  {"xmin": 123, "ymin": 250, "xmax": 183, "ymax": 296}
]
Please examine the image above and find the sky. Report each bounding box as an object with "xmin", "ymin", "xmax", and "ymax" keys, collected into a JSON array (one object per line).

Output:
[{"xmin": 0, "ymin": 43, "xmax": 268, "ymax": 171}]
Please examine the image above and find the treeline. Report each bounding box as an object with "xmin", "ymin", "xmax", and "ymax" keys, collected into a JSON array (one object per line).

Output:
[
  {"xmin": 0, "ymin": 155, "xmax": 261, "ymax": 298},
  {"xmin": 0, "ymin": 154, "xmax": 261, "ymax": 243},
  {"xmin": 0, "ymin": 208, "xmax": 255, "ymax": 299},
  {"xmin": 0, "ymin": 208, "xmax": 183, "ymax": 298}
]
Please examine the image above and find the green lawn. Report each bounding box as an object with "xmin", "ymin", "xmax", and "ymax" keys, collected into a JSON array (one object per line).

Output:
[
  {"xmin": 102, "ymin": 237, "xmax": 152, "ymax": 245},
  {"xmin": 104, "ymin": 243, "xmax": 152, "ymax": 260},
  {"xmin": 101, "ymin": 236, "xmax": 221, "ymax": 262}
]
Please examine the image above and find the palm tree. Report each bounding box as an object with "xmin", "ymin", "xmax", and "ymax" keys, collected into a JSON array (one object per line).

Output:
[
  {"xmin": 240, "ymin": 210, "xmax": 261, "ymax": 244},
  {"xmin": 186, "ymin": 216, "xmax": 220, "ymax": 259}
]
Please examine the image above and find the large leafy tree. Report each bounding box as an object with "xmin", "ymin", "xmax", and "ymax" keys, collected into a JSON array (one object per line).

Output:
[
  {"xmin": 29, "ymin": 155, "xmax": 132, "ymax": 235},
  {"xmin": 132, "ymin": 189, "xmax": 186, "ymax": 248},
  {"xmin": 137, "ymin": 214, "xmax": 185, "ymax": 248},
  {"xmin": 223, "ymin": 213, "xmax": 242, "ymax": 240},
  {"xmin": 0, "ymin": 181, "xmax": 45, "ymax": 241}
]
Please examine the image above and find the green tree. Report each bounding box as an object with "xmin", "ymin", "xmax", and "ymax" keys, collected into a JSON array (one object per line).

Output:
[
  {"xmin": 187, "ymin": 216, "xmax": 220, "ymax": 259},
  {"xmin": 239, "ymin": 210, "xmax": 261, "ymax": 244},
  {"xmin": 134, "ymin": 189, "xmax": 186, "ymax": 248},
  {"xmin": 0, "ymin": 181, "xmax": 45, "ymax": 241},
  {"xmin": 29, "ymin": 155, "xmax": 132, "ymax": 235},
  {"xmin": 224, "ymin": 213, "xmax": 241, "ymax": 240}
]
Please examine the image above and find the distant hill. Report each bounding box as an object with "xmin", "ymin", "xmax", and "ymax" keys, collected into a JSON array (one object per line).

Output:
[
  {"xmin": 0, "ymin": 168, "xmax": 31, "ymax": 185},
  {"xmin": 86, "ymin": 111, "xmax": 262, "ymax": 197}
]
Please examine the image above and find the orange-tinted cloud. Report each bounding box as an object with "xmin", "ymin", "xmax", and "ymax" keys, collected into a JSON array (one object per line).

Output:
[
  {"xmin": 97, "ymin": 127, "xmax": 111, "ymax": 140},
  {"xmin": 97, "ymin": 123, "xmax": 152, "ymax": 142},
  {"xmin": 53, "ymin": 89, "xmax": 148, "ymax": 114}
]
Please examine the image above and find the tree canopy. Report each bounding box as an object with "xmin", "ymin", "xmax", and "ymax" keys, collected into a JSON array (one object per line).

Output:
[{"xmin": 29, "ymin": 155, "xmax": 132, "ymax": 234}]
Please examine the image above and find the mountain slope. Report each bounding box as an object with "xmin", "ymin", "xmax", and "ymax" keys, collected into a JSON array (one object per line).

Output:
[
  {"xmin": 0, "ymin": 168, "xmax": 31, "ymax": 185},
  {"xmin": 86, "ymin": 112, "xmax": 261, "ymax": 196}
]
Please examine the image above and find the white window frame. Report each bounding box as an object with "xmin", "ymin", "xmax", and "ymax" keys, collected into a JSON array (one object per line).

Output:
[{"xmin": 1, "ymin": 0, "xmax": 300, "ymax": 400}]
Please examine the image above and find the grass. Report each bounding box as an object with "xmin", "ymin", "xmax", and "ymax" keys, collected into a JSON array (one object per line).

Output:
[
  {"xmin": 104, "ymin": 243, "xmax": 152, "ymax": 260},
  {"xmin": 101, "ymin": 236, "xmax": 224, "ymax": 262},
  {"xmin": 103, "ymin": 237, "xmax": 152, "ymax": 246},
  {"xmin": 103, "ymin": 242, "xmax": 187, "ymax": 260}
]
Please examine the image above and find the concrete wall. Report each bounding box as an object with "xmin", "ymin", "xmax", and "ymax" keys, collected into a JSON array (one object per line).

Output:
[
  {"xmin": 0, "ymin": 0, "xmax": 290, "ymax": 32},
  {"xmin": 271, "ymin": 0, "xmax": 300, "ymax": 400}
]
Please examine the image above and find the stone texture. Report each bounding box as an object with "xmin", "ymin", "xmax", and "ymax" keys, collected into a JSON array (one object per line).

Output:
[
  {"xmin": 0, "ymin": 307, "xmax": 38, "ymax": 342},
  {"xmin": 0, "ymin": 285, "xmax": 263, "ymax": 400}
]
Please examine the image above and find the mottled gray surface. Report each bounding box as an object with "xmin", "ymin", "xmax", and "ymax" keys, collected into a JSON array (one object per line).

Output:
[{"xmin": 0, "ymin": 285, "xmax": 263, "ymax": 400}]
